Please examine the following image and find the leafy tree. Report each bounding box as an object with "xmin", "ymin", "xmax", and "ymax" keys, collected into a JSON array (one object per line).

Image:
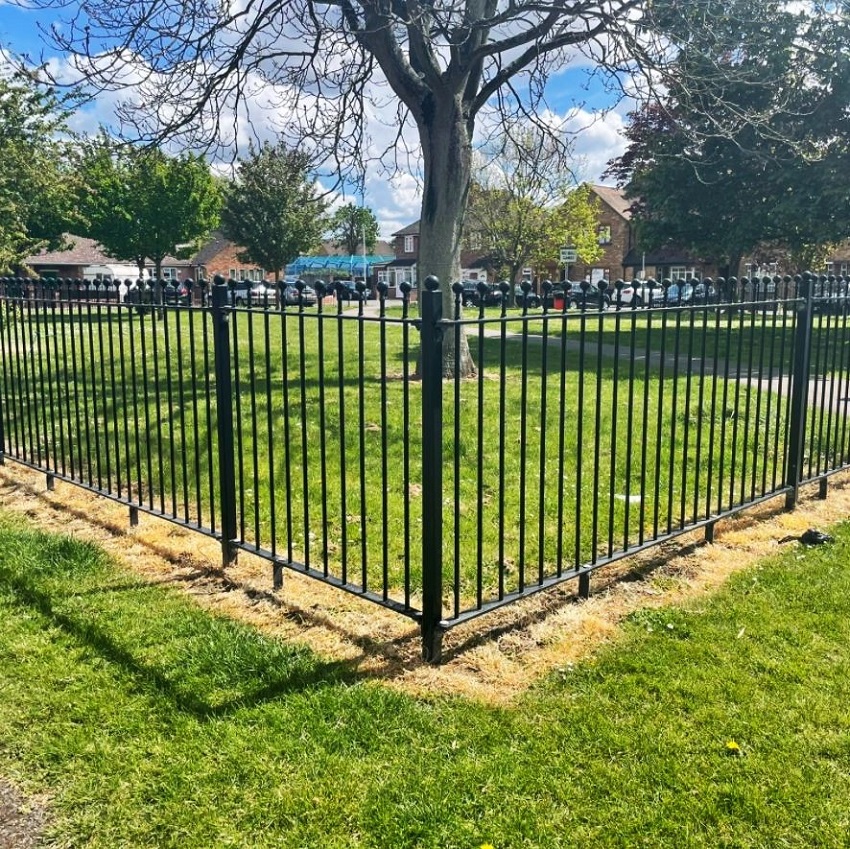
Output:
[
  {"xmin": 220, "ymin": 142, "xmax": 328, "ymax": 281},
  {"xmin": 606, "ymin": 5, "xmax": 850, "ymax": 277},
  {"xmin": 33, "ymin": 0, "xmax": 837, "ymax": 373},
  {"xmin": 464, "ymin": 127, "xmax": 602, "ymax": 283},
  {"xmin": 80, "ymin": 139, "xmax": 222, "ymax": 279},
  {"xmin": 329, "ymin": 203, "xmax": 379, "ymax": 257},
  {"xmin": 0, "ymin": 72, "xmax": 80, "ymax": 273}
]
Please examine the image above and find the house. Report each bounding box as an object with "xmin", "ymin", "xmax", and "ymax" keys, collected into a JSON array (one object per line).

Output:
[
  {"xmin": 23, "ymin": 231, "xmax": 270, "ymax": 285},
  {"xmin": 21, "ymin": 235, "xmax": 153, "ymax": 281},
  {"xmin": 185, "ymin": 231, "xmax": 269, "ymax": 283},
  {"xmin": 578, "ymin": 186, "xmax": 720, "ymax": 284},
  {"xmin": 378, "ymin": 221, "xmax": 419, "ymax": 295},
  {"xmin": 375, "ymin": 220, "xmax": 492, "ymax": 296}
]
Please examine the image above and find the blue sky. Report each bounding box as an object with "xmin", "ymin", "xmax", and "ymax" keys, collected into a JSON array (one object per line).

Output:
[
  {"xmin": 0, "ymin": 3, "xmax": 50, "ymax": 60},
  {"xmin": 0, "ymin": 2, "xmax": 628, "ymax": 238}
]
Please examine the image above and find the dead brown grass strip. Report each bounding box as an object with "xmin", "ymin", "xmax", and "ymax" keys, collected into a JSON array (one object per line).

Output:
[{"xmin": 1, "ymin": 462, "xmax": 847, "ymax": 705}]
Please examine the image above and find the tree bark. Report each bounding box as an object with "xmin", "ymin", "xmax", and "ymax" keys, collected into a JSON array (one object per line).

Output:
[{"xmin": 415, "ymin": 94, "xmax": 476, "ymax": 378}]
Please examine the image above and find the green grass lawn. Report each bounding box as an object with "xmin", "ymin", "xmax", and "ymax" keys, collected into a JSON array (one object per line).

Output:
[
  {"xmin": 482, "ymin": 301, "xmax": 850, "ymax": 381},
  {"xmin": 2, "ymin": 513, "xmax": 850, "ymax": 846},
  {"xmin": 4, "ymin": 300, "xmax": 849, "ymax": 618}
]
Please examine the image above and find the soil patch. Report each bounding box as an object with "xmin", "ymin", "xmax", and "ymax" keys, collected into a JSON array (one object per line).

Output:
[
  {"xmin": 1, "ymin": 462, "xmax": 848, "ymax": 704},
  {"xmin": 0, "ymin": 778, "xmax": 47, "ymax": 849}
]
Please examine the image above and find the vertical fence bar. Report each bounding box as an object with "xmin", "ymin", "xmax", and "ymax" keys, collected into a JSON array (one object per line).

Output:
[
  {"xmin": 420, "ymin": 276, "xmax": 444, "ymax": 664},
  {"xmin": 452, "ymin": 284, "xmax": 462, "ymax": 614},
  {"xmin": 497, "ymin": 281, "xmax": 509, "ymax": 598},
  {"xmin": 378, "ymin": 284, "xmax": 390, "ymax": 600},
  {"xmin": 400, "ymin": 283, "xmax": 413, "ymax": 607},
  {"xmin": 0, "ymin": 286, "xmax": 5, "ymax": 464},
  {"xmin": 211, "ymin": 279, "xmax": 238, "ymax": 566},
  {"xmin": 786, "ymin": 273, "xmax": 813, "ymax": 508}
]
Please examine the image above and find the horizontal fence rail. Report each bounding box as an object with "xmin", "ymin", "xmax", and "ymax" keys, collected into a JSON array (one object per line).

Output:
[{"xmin": 0, "ymin": 271, "xmax": 849, "ymax": 662}]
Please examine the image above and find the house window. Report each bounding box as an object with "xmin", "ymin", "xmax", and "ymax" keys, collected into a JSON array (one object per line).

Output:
[
  {"xmin": 229, "ymin": 268, "xmax": 237, "ymax": 280},
  {"xmin": 404, "ymin": 235, "xmax": 415, "ymax": 254},
  {"xmin": 669, "ymin": 266, "xmax": 697, "ymax": 280},
  {"xmin": 377, "ymin": 270, "xmax": 389, "ymax": 284},
  {"xmin": 161, "ymin": 267, "xmax": 179, "ymax": 281},
  {"xmin": 597, "ymin": 225, "xmax": 612, "ymax": 245}
]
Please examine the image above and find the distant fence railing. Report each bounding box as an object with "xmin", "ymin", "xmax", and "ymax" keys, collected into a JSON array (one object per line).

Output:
[{"xmin": 0, "ymin": 271, "xmax": 848, "ymax": 662}]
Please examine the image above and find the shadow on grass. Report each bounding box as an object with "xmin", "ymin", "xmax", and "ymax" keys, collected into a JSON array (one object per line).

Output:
[
  {"xmin": 0, "ymin": 475, "xmax": 428, "ymax": 692},
  {"xmin": 0, "ymin": 535, "xmax": 367, "ymax": 719}
]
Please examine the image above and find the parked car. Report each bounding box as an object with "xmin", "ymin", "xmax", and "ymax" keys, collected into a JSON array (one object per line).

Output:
[
  {"xmin": 461, "ymin": 281, "xmax": 502, "ymax": 307},
  {"xmin": 336, "ymin": 280, "xmax": 370, "ymax": 301},
  {"xmin": 812, "ymin": 279, "xmax": 850, "ymax": 315},
  {"xmin": 249, "ymin": 283, "xmax": 277, "ymax": 306},
  {"xmin": 630, "ymin": 280, "xmax": 666, "ymax": 308},
  {"xmin": 690, "ymin": 282, "xmax": 717, "ymax": 305},
  {"xmin": 602, "ymin": 280, "xmax": 638, "ymax": 306},
  {"xmin": 514, "ymin": 283, "xmax": 541, "ymax": 309},
  {"xmin": 565, "ymin": 282, "xmax": 610, "ymax": 310},
  {"xmin": 283, "ymin": 283, "xmax": 318, "ymax": 306},
  {"xmin": 665, "ymin": 282, "xmax": 694, "ymax": 305},
  {"xmin": 224, "ymin": 281, "xmax": 254, "ymax": 305}
]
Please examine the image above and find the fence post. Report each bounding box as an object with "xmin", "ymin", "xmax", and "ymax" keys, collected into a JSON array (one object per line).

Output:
[
  {"xmin": 0, "ymin": 282, "xmax": 5, "ymax": 466},
  {"xmin": 785, "ymin": 272, "xmax": 814, "ymax": 509},
  {"xmin": 211, "ymin": 276, "xmax": 238, "ymax": 567},
  {"xmin": 420, "ymin": 275, "xmax": 444, "ymax": 664}
]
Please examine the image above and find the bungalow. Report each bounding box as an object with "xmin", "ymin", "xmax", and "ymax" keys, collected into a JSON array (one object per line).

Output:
[{"xmin": 22, "ymin": 231, "xmax": 268, "ymax": 285}]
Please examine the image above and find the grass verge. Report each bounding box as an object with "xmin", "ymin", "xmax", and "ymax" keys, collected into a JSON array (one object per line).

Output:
[{"xmin": 2, "ymin": 512, "xmax": 850, "ymax": 847}]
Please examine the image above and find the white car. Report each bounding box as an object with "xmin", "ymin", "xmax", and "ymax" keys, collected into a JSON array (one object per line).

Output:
[
  {"xmin": 604, "ymin": 280, "xmax": 637, "ymax": 306},
  {"xmin": 629, "ymin": 280, "xmax": 666, "ymax": 307},
  {"xmin": 249, "ymin": 283, "xmax": 278, "ymax": 305}
]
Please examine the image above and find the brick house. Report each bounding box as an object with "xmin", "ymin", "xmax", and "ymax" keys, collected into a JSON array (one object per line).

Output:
[
  {"xmin": 22, "ymin": 235, "xmax": 157, "ymax": 280},
  {"xmin": 375, "ymin": 220, "xmax": 492, "ymax": 296},
  {"xmin": 571, "ymin": 185, "xmax": 721, "ymax": 285},
  {"xmin": 183, "ymin": 230, "xmax": 270, "ymax": 282},
  {"xmin": 24, "ymin": 230, "xmax": 271, "ymax": 285},
  {"xmin": 376, "ymin": 221, "xmax": 419, "ymax": 296}
]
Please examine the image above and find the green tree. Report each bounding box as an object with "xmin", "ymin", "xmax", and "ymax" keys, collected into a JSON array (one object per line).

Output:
[
  {"xmin": 220, "ymin": 142, "xmax": 328, "ymax": 282},
  {"xmin": 329, "ymin": 203, "xmax": 379, "ymax": 257},
  {"xmin": 80, "ymin": 139, "xmax": 222, "ymax": 279},
  {"xmin": 465, "ymin": 130, "xmax": 601, "ymax": 284},
  {"xmin": 606, "ymin": 4, "xmax": 850, "ymax": 277},
  {"xmin": 35, "ymin": 0, "xmax": 831, "ymax": 374},
  {"xmin": 0, "ymin": 72, "xmax": 81, "ymax": 273}
]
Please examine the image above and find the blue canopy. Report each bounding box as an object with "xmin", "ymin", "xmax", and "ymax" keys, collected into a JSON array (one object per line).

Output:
[{"xmin": 286, "ymin": 255, "xmax": 395, "ymax": 276}]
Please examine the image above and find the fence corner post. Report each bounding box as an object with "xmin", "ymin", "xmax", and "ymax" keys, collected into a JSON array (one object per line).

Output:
[
  {"xmin": 211, "ymin": 276, "xmax": 238, "ymax": 567},
  {"xmin": 420, "ymin": 275, "xmax": 444, "ymax": 664},
  {"xmin": 0, "ymin": 285, "xmax": 5, "ymax": 467},
  {"xmin": 785, "ymin": 272, "xmax": 814, "ymax": 510}
]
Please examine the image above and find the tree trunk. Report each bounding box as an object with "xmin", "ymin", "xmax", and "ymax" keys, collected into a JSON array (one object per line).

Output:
[
  {"xmin": 727, "ymin": 253, "xmax": 742, "ymax": 280},
  {"xmin": 416, "ymin": 95, "xmax": 475, "ymax": 378}
]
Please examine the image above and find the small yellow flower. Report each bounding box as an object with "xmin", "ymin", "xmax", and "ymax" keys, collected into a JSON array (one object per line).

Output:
[
  {"xmin": 725, "ymin": 740, "xmax": 742, "ymax": 756},
  {"xmin": 480, "ymin": 844, "xmax": 496, "ymax": 849}
]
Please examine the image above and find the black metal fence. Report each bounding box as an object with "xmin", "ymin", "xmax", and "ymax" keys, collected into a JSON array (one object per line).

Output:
[{"xmin": 0, "ymin": 272, "xmax": 848, "ymax": 662}]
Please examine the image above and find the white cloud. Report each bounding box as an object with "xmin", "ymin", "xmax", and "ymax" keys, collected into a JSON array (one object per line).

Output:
[
  {"xmin": 16, "ymin": 49, "xmax": 631, "ymax": 239},
  {"xmin": 564, "ymin": 107, "xmax": 628, "ymax": 185}
]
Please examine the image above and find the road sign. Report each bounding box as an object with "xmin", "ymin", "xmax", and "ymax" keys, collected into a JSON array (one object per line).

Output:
[{"xmin": 559, "ymin": 247, "xmax": 577, "ymax": 263}]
